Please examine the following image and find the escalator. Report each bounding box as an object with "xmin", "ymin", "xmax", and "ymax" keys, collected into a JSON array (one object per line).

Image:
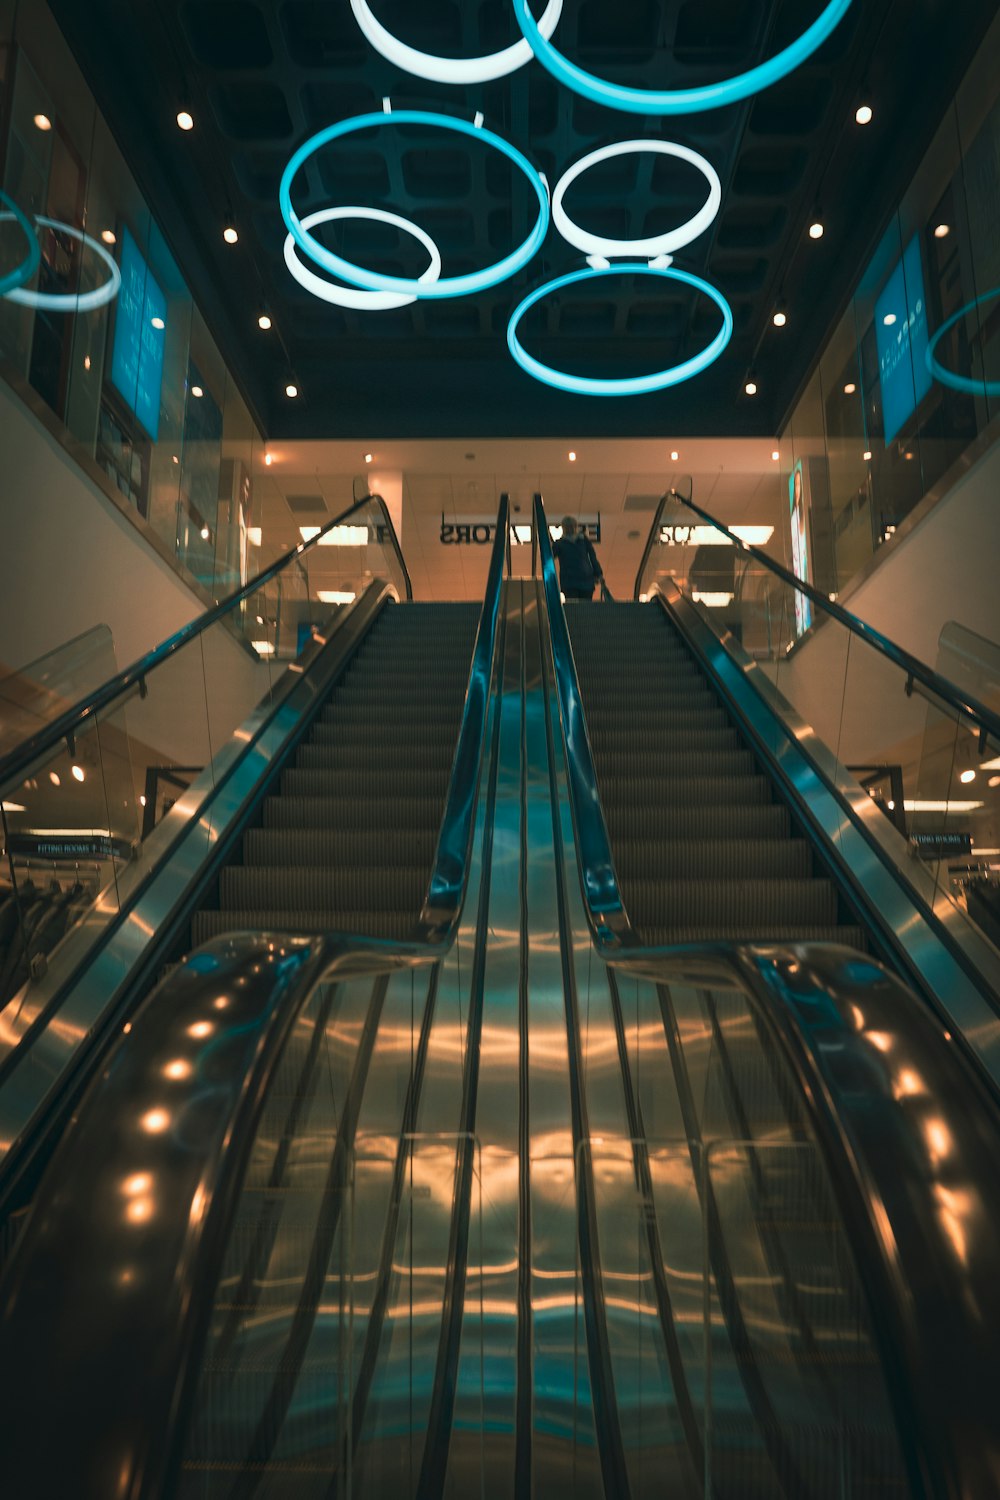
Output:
[{"xmin": 2, "ymin": 494, "xmax": 1000, "ymax": 1499}]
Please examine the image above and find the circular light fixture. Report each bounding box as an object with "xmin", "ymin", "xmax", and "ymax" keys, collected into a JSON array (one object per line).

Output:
[
  {"xmin": 349, "ymin": 0, "xmax": 564, "ymax": 83},
  {"xmin": 0, "ymin": 192, "xmax": 41, "ymax": 298},
  {"xmin": 745, "ymin": 380, "xmax": 758, "ymax": 396},
  {"xmin": 365, "ymin": 451, "xmax": 373, "ymax": 462},
  {"xmin": 257, "ymin": 311, "xmax": 272, "ymax": 329},
  {"xmin": 773, "ymin": 309, "xmax": 787, "ymax": 327},
  {"xmin": 191, "ymin": 384, "xmax": 204, "ymax": 398},
  {"xmin": 960, "ymin": 769, "xmax": 976, "ymax": 784},
  {"xmin": 883, "ymin": 312, "xmax": 897, "ymax": 326},
  {"xmin": 934, "ymin": 223, "xmax": 951, "ymax": 239},
  {"xmin": 863, "ymin": 449, "xmax": 872, "ymax": 460},
  {"xmin": 1, "ymin": 215, "xmax": 120, "ymax": 311},
  {"xmin": 33, "ymin": 113, "xmax": 52, "ymax": 132},
  {"xmin": 568, "ymin": 450, "xmax": 577, "ymax": 461},
  {"xmin": 283, "ymin": 205, "xmax": 442, "ymax": 310},
  {"xmin": 71, "ymin": 764, "xmax": 85, "ymax": 783},
  {"xmin": 771, "ymin": 450, "xmax": 780, "ymax": 461},
  {"xmin": 100, "ymin": 228, "xmax": 117, "ymax": 245},
  {"xmin": 223, "ymin": 222, "xmax": 239, "ymax": 245},
  {"xmin": 285, "ymin": 382, "xmax": 299, "ymax": 398},
  {"xmin": 926, "ymin": 288, "xmax": 1000, "ymax": 396},
  {"xmin": 150, "ymin": 315, "xmax": 165, "ymax": 330},
  {"xmin": 507, "ymin": 263, "xmax": 733, "ymax": 397},
  {"xmin": 264, "ymin": 452, "xmax": 273, "ymax": 466},
  {"xmin": 670, "ymin": 450, "xmax": 679, "ymax": 461},
  {"xmin": 808, "ymin": 220, "xmax": 825, "ymax": 239},
  {"xmin": 200, "ymin": 525, "xmax": 210, "ymax": 540},
  {"xmin": 855, "ymin": 103, "xmax": 873, "ymax": 125},
  {"xmin": 552, "ymin": 140, "xmax": 721, "ymax": 257},
  {"xmin": 280, "ymin": 111, "xmax": 549, "ymax": 300},
  {"xmin": 176, "ymin": 109, "xmax": 194, "ymax": 131},
  {"xmin": 511, "ymin": 0, "xmax": 854, "ymax": 115},
  {"xmin": 844, "ymin": 382, "xmax": 856, "ymax": 394}
]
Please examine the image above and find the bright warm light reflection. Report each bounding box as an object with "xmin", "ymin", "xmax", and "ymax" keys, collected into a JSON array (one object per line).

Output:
[
  {"xmin": 126, "ymin": 1198, "xmax": 153, "ymax": 1224},
  {"xmin": 187, "ymin": 1020, "xmax": 213, "ymax": 1038},
  {"xmin": 925, "ymin": 1118, "xmax": 952, "ymax": 1163},
  {"xmin": 849, "ymin": 1004, "xmax": 865, "ymax": 1030},
  {"xmin": 893, "ymin": 1068, "xmax": 925, "ymax": 1098},
  {"xmin": 866, "ymin": 1030, "xmax": 892, "ymax": 1052},
  {"xmin": 141, "ymin": 1108, "xmax": 170, "ymax": 1133},
  {"xmin": 122, "ymin": 1172, "xmax": 152, "ymax": 1197},
  {"xmin": 164, "ymin": 1058, "xmax": 192, "ymax": 1081},
  {"xmin": 213, "ymin": 997, "xmax": 230, "ymax": 1010},
  {"xmin": 935, "ymin": 1183, "xmax": 971, "ymax": 1264}
]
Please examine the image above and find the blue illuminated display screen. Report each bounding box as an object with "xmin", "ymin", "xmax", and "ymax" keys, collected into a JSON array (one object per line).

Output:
[
  {"xmin": 110, "ymin": 226, "xmax": 166, "ymax": 441},
  {"xmin": 875, "ymin": 234, "xmax": 932, "ymax": 445}
]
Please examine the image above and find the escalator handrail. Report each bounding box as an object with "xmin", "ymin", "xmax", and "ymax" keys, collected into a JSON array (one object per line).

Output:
[
  {"xmin": 0, "ymin": 500, "xmax": 510, "ymax": 1499},
  {"xmin": 537, "ymin": 488, "xmax": 1000, "ymax": 1500},
  {"xmin": 533, "ymin": 492, "xmax": 635, "ymax": 948},
  {"xmin": 0, "ymin": 491, "xmax": 411, "ymax": 794},
  {"xmin": 636, "ymin": 486, "xmax": 1000, "ymax": 749}
]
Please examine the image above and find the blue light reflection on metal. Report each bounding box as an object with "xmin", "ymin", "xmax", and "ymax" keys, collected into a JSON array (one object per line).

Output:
[
  {"xmin": 507, "ymin": 263, "xmax": 733, "ymax": 396},
  {"xmin": 926, "ymin": 288, "xmax": 1000, "ymax": 397},
  {"xmin": 0, "ymin": 194, "xmax": 41, "ymax": 297},
  {"xmin": 280, "ymin": 111, "xmax": 549, "ymax": 300},
  {"xmin": 510, "ymin": 0, "xmax": 854, "ymax": 115}
]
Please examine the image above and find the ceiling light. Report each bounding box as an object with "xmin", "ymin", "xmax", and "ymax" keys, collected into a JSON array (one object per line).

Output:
[
  {"xmin": 568, "ymin": 450, "xmax": 577, "ymax": 461},
  {"xmin": 855, "ymin": 103, "xmax": 873, "ymax": 126},
  {"xmin": 317, "ymin": 589, "xmax": 357, "ymax": 605},
  {"xmin": 100, "ymin": 228, "xmax": 117, "ymax": 245},
  {"xmin": 863, "ymin": 449, "xmax": 872, "ymax": 460},
  {"xmin": 772, "ymin": 307, "xmax": 787, "ymax": 328},
  {"xmin": 257, "ymin": 311, "xmax": 272, "ymax": 330},
  {"xmin": 771, "ymin": 450, "xmax": 779, "ymax": 461},
  {"xmin": 691, "ymin": 590, "xmax": 734, "ymax": 607},
  {"xmin": 251, "ymin": 640, "xmax": 275, "ymax": 656},
  {"xmin": 883, "ymin": 312, "xmax": 897, "ymax": 326},
  {"xmin": 934, "ymin": 223, "xmax": 951, "ymax": 239},
  {"xmin": 989, "ymin": 776, "xmax": 1000, "ymax": 788},
  {"xmin": 49, "ymin": 771, "xmax": 61, "ymax": 786},
  {"xmin": 285, "ymin": 382, "xmax": 299, "ymax": 398},
  {"xmin": 33, "ymin": 113, "xmax": 52, "ymax": 131},
  {"xmin": 299, "ymin": 525, "xmax": 367, "ymax": 546},
  {"xmin": 960, "ymin": 769, "xmax": 976, "ymax": 784},
  {"xmin": 350, "ymin": 0, "xmax": 564, "ymax": 84},
  {"xmin": 172, "ymin": 454, "xmax": 179, "ymax": 464},
  {"xmin": 176, "ymin": 109, "xmax": 194, "ymax": 131},
  {"xmin": 844, "ymin": 382, "xmax": 856, "ymax": 394},
  {"xmin": 150, "ymin": 315, "xmax": 165, "ymax": 330},
  {"xmin": 247, "ymin": 526, "xmax": 262, "ymax": 546},
  {"xmin": 284, "ymin": 204, "xmax": 442, "ymax": 311},
  {"xmin": 903, "ymin": 799, "xmax": 983, "ymax": 813},
  {"xmin": 200, "ymin": 525, "xmax": 210, "ymax": 540},
  {"xmin": 808, "ymin": 220, "xmax": 824, "ymax": 239},
  {"xmin": 71, "ymin": 764, "xmax": 85, "ymax": 783},
  {"xmin": 83, "ymin": 355, "xmax": 91, "ymax": 370},
  {"xmin": 551, "ymin": 139, "xmax": 722, "ymax": 259},
  {"xmin": 670, "ymin": 450, "xmax": 679, "ymax": 461},
  {"xmin": 223, "ymin": 218, "xmax": 239, "ymax": 246},
  {"xmin": 745, "ymin": 379, "xmax": 758, "ymax": 396},
  {"xmin": 191, "ymin": 384, "xmax": 204, "ymax": 398},
  {"xmin": 364, "ymin": 451, "xmax": 373, "ymax": 463},
  {"xmin": 264, "ymin": 453, "xmax": 273, "ymax": 466}
]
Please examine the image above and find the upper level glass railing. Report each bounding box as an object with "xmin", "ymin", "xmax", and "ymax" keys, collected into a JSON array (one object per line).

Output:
[
  {"xmin": 0, "ymin": 492, "xmax": 409, "ymax": 1016},
  {"xmin": 635, "ymin": 483, "xmax": 1000, "ymax": 961},
  {"xmin": 0, "ymin": 625, "xmax": 118, "ymax": 758}
]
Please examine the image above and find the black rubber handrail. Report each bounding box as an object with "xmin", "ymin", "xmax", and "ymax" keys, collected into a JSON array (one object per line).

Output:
[
  {"xmin": 635, "ymin": 486, "xmax": 1000, "ymax": 751},
  {"xmin": 537, "ymin": 487, "xmax": 1000, "ymax": 1500},
  {"xmin": 0, "ymin": 496, "xmax": 510, "ymax": 1500},
  {"xmin": 0, "ymin": 491, "xmax": 411, "ymax": 794}
]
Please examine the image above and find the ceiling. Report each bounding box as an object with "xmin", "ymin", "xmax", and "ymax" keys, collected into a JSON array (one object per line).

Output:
[{"xmin": 51, "ymin": 0, "xmax": 993, "ymax": 441}]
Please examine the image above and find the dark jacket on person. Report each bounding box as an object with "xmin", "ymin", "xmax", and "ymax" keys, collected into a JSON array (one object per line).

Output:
[{"xmin": 553, "ymin": 534, "xmax": 603, "ymax": 593}]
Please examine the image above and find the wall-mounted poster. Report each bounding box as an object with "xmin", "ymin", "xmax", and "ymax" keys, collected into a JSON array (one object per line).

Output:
[{"xmin": 789, "ymin": 458, "xmax": 813, "ymax": 636}]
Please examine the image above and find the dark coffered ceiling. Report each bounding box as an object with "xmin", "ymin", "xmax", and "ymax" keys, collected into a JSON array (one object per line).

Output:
[{"xmin": 50, "ymin": 0, "xmax": 993, "ymax": 440}]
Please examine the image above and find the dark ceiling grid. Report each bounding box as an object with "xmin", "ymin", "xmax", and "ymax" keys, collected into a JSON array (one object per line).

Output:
[{"xmin": 45, "ymin": 0, "xmax": 999, "ymax": 439}]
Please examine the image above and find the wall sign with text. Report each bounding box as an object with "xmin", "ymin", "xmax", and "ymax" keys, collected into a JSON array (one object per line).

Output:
[{"xmin": 440, "ymin": 513, "xmax": 601, "ymax": 544}]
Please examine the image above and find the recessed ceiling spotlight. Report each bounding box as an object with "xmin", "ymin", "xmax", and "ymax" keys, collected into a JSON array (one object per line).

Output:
[
  {"xmin": 100, "ymin": 228, "xmax": 117, "ymax": 245},
  {"xmin": 883, "ymin": 312, "xmax": 897, "ymax": 326},
  {"xmin": 223, "ymin": 215, "xmax": 239, "ymax": 245},
  {"xmin": 934, "ymin": 223, "xmax": 951, "ymax": 239},
  {"xmin": 200, "ymin": 525, "xmax": 210, "ymax": 540},
  {"xmin": 771, "ymin": 450, "xmax": 780, "ymax": 461},
  {"xmin": 364, "ymin": 451, "xmax": 373, "ymax": 463},
  {"xmin": 257, "ymin": 310, "xmax": 272, "ymax": 330},
  {"xmin": 772, "ymin": 307, "xmax": 787, "ymax": 328},
  {"xmin": 71, "ymin": 764, "xmax": 85, "ymax": 783},
  {"xmin": 670, "ymin": 450, "xmax": 679, "ymax": 461},
  {"xmin": 150, "ymin": 315, "xmax": 165, "ymax": 330},
  {"xmin": 33, "ymin": 113, "xmax": 52, "ymax": 131},
  {"xmin": 285, "ymin": 382, "xmax": 299, "ymax": 398},
  {"xmin": 863, "ymin": 449, "xmax": 873, "ymax": 460},
  {"xmin": 844, "ymin": 382, "xmax": 857, "ymax": 394},
  {"xmin": 745, "ymin": 379, "xmax": 758, "ymax": 396},
  {"xmin": 808, "ymin": 220, "xmax": 824, "ymax": 240},
  {"xmin": 264, "ymin": 452, "xmax": 273, "ymax": 466},
  {"xmin": 960, "ymin": 769, "xmax": 976, "ymax": 784},
  {"xmin": 568, "ymin": 450, "xmax": 577, "ymax": 461},
  {"xmin": 191, "ymin": 384, "xmax": 204, "ymax": 398},
  {"xmin": 855, "ymin": 103, "xmax": 873, "ymax": 126},
  {"xmin": 176, "ymin": 108, "xmax": 194, "ymax": 131}
]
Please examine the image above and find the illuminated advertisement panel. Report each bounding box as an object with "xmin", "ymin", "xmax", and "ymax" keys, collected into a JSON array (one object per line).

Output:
[{"xmin": 789, "ymin": 458, "xmax": 813, "ymax": 636}]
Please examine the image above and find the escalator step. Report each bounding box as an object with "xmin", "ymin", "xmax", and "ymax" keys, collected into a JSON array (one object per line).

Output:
[
  {"xmin": 599, "ymin": 774, "xmax": 773, "ymax": 806},
  {"xmin": 596, "ymin": 748, "xmax": 756, "ymax": 777},
  {"xmin": 297, "ymin": 742, "xmax": 456, "ymax": 771},
  {"xmin": 641, "ymin": 924, "xmax": 868, "ymax": 948},
  {"xmin": 281, "ymin": 767, "xmax": 451, "ymax": 798},
  {"xmin": 623, "ymin": 877, "xmax": 838, "ymax": 928},
  {"xmin": 588, "ymin": 725, "xmax": 739, "ymax": 752},
  {"xmin": 614, "ymin": 838, "xmax": 813, "ymax": 879},
  {"xmin": 219, "ymin": 865, "xmax": 429, "ymax": 911},
  {"xmin": 262, "ymin": 796, "xmax": 444, "ymax": 831},
  {"xmin": 192, "ymin": 908, "xmax": 417, "ymax": 944},
  {"xmin": 243, "ymin": 828, "xmax": 439, "ymax": 868},
  {"xmin": 605, "ymin": 803, "xmax": 792, "ymax": 840}
]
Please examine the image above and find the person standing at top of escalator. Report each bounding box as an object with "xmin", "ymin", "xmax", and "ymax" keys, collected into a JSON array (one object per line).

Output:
[{"xmin": 553, "ymin": 515, "xmax": 604, "ymax": 601}]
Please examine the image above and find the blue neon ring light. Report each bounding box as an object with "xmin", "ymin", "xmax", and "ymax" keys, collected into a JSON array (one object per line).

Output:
[
  {"xmin": 507, "ymin": 263, "xmax": 733, "ymax": 396},
  {"xmin": 926, "ymin": 288, "xmax": 1000, "ymax": 398},
  {"xmin": 510, "ymin": 0, "xmax": 854, "ymax": 115},
  {"xmin": 0, "ymin": 193, "xmax": 40, "ymax": 298},
  {"xmin": 280, "ymin": 111, "xmax": 549, "ymax": 299}
]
